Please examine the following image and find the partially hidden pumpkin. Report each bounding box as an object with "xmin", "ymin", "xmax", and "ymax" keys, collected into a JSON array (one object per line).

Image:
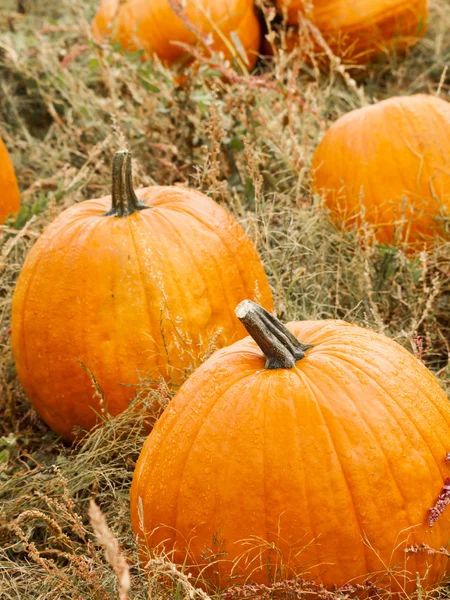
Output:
[
  {"xmin": 312, "ymin": 94, "xmax": 450, "ymax": 249},
  {"xmin": 91, "ymin": 0, "xmax": 261, "ymax": 69},
  {"xmin": 11, "ymin": 151, "xmax": 273, "ymax": 442},
  {"xmin": 0, "ymin": 136, "xmax": 20, "ymax": 225},
  {"xmin": 277, "ymin": 0, "xmax": 427, "ymax": 64},
  {"xmin": 131, "ymin": 299, "xmax": 450, "ymax": 593}
]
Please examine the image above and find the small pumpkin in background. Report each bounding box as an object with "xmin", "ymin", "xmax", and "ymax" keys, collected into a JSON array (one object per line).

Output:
[
  {"xmin": 131, "ymin": 299, "xmax": 450, "ymax": 593},
  {"xmin": 277, "ymin": 0, "xmax": 427, "ymax": 64},
  {"xmin": 0, "ymin": 136, "xmax": 20, "ymax": 225},
  {"xmin": 11, "ymin": 150, "xmax": 273, "ymax": 442},
  {"xmin": 92, "ymin": 0, "xmax": 261, "ymax": 70},
  {"xmin": 312, "ymin": 94, "xmax": 450, "ymax": 249}
]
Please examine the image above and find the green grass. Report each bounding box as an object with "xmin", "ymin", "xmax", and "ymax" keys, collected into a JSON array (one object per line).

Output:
[{"xmin": 0, "ymin": 0, "xmax": 450, "ymax": 597}]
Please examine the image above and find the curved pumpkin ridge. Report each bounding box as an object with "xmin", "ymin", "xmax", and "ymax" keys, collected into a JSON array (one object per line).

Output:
[
  {"xmin": 130, "ymin": 204, "xmax": 224, "ymax": 375},
  {"xmin": 15, "ymin": 206, "xmax": 99, "ymax": 378},
  {"xmin": 171, "ymin": 374, "xmax": 264, "ymax": 577},
  {"xmin": 284, "ymin": 371, "xmax": 329, "ymax": 580},
  {"xmin": 319, "ymin": 352, "xmax": 447, "ymax": 583},
  {"xmin": 168, "ymin": 192, "xmax": 265, "ymax": 311},
  {"xmin": 292, "ymin": 366, "xmax": 376, "ymax": 580},
  {"xmin": 124, "ymin": 216, "xmax": 161, "ymax": 375},
  {"xmin": 398, "ymin": 100, "xmax": 450, "ymax": 230},
  {"xmin": 260, "ymin": 375, "xmax": 271, "ymax": 574},
  {"xmin": 18, "ymin": 215, "xmax": 104, "ymax": 434},
  {"xmin": 182, "ymin": 214, "xmax": 260, "ymax": 336},
  {"xmin": 133, "ymin": 365, "xmax": 257, "ymax": 555},
  {"xmin": 285, "ymin": 368, "xmax": 364, "ymax": 583},
  {"xmin": 299, "ymin": 323, "xmax": 449, "ymax": 423},
  {"xmin": 302, "ymin": 360, "xmax": 425, "ymax": 579},
  {"xmin": 374, "ymin": 105, "xmax": 401, "ymax": 242},
  {"xmin": 59, "ymin": 215, "xmax": 133, "ymax": 430},
  {"xmin": 74, "ymin": 215, "xmax": 136, "ymax": 422},
  {"xmin": 167, "ymin": 371, "xmax": 291, "ymax": 583},
  {"xmin": 295, "ymin": 322, "xmax": 450, "ymax": 433},
  {"xmin": 286, "ymin": 324, "xmax": 449, "ymax": 586},
  {"xmin": 394, "ymin": 101, "xmax": 434, "ymax": 213},
  {"xmin": 291, "ymin": 322, "xmax": 450, "ymax": 583},
  {"xmin": 329, "ymin": 349, "xmax": 450, "ymax": 460},
  {"xmin": 299, "ymin": 358, "xmax": 417, "ymax": 582},
  {"xmin": 152, "ymin": 208, "xmax": 238, "ymax": 341},
  {"xmin": 131, "ymin": 207, "xmax": 207, "ymax": 361},
  {"xmin": 137, "ymin": 186, "xmax": 273, "ymax": 331},
  {"xmin": 174, "ymin": 204, "xmax": 260, "ymax": 343},
  {"xmin": 427, "ymin": 100, "xmax": 450, "ymax": 155}
]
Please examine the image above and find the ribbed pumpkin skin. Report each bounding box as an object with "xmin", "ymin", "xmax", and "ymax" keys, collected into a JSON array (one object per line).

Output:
[
  {"xmin": 92, "ymin": 0, "xmax": 261, "ymax": 68},
  {"xmin": 11, "ymin": 186, "xmax": 273, "ymax": 442},
  {"xmin": 279, "ymin": 0, "xmax": 427, "ymax": 63},
  {"xmin": 312, "ymin": 94, "xmax": 450, "ymax": 248},
  {"xmin": 0, "ymin": 137, "xmax": 20, "ymax": 224},
  {"xmin": 131, "ymin": 319, "xmax": 450, "ymax": 592}
]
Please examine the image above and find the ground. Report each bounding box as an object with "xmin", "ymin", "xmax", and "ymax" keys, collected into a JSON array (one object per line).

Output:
[{"xmin": 0, "ymin": 0, "xmax": 449, "ymax": 598}]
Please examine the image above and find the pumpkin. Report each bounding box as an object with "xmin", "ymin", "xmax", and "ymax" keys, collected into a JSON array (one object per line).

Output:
[
  {"xmin": 91, "ymin": 0, "xmax": 261, "ymax": 69},
  {"xmin": 277, "ymin": 0, "xmax": 427, "ymax": 64},
  {"xmin": 311, "ymin": 94, "xmax": 450, "ymax": 248},
  {"xmin": 11, "ymin": 151, "xmax": 273, "ymax": 442},
  {"xmin": 131, "ymin": 299, "xmax": 450, "ymax": 592},
  {"xmin": 0, "ymin": 136, "xmax": 20, "ymax": 225}
]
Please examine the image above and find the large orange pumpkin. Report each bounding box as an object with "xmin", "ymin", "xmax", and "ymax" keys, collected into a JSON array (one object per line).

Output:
[
  {"xmin": 312, "ymin": 94, "xmax": 450, "ymax": 248},
  {"xmin": 11, "ymin": 151, "xmax": 273, "ymax": 442},
  {"xmin": 131, "ymin": 299, "xmax": 450, "ymax": 593},
  {"xmin": 277, "ymin": 0, "xmax": 427, "ymax": 64},
  {"xmin": 0, "ymin": 136, "xmax": 20, "ymax": 225},
  {"xmin": 92, "ymin": 0, "xmax": 261, "ymax": 69}
]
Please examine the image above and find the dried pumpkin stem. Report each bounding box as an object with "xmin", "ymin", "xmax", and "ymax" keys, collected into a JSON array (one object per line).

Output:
[
  {"xmin": 235, "ymin": 300, "xmax": 312, "ymax": 369},
  {"xmin": 106, "ymin": 149, "xmax": 146, "ymax": 217}
]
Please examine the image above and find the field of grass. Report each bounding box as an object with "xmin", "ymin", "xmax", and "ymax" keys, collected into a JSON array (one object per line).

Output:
[{"xmin": 1, "ymin": 0, "xmax": 450, "ymax": 598}]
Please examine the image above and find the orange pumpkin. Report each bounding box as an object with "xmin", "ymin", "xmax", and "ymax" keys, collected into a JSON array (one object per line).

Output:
[
  {"xmin": 92, "ymin": 0, "xmax": 261, "ymax": 69},
  {"xmin": 311, "ymin": 94, "xmax": 450, "ymax": 248},
  {"xmin": 11, "ymin": 151, "xmax": 273, "ymax": 442},
  {"xmin": 131, "ymin": 299, "xmax": 450, "ymax": 593},
  {"xmin": 277, "ymin": 0, "xmax": 427, "ymax": 64},
  {"xmin": 0, "ymin": 136, "xmax": 20, "ymax": 225}
]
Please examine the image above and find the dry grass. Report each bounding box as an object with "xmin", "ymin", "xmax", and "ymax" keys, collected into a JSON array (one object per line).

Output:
[{"xmin": 0, "ymin": 0, "xmax": 450, "ymax": 597}]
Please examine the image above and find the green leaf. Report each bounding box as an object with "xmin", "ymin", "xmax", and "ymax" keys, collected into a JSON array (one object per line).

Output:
[
  {"xmin": 13, "ymin": 205, "xmax": 32, "ymax": 229},
  {"xmin": 230, "ymin": 136, "xmax": 244, "ymax": 151},
  {"xmin": 88, "ymin": 58, "xmax": 99, "ymax": 71},
  {"xmin": 140, "ymin": 79, "xmax": 160, "ymax": 94},
  {"xmin": 244, "ymin": 177, "xmax": 255, "ymax": 202}
]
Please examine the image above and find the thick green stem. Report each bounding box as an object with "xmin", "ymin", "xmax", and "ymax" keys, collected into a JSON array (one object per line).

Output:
[
  {"xmin": 106, "ymin": 150, "xmax": 147, "ymax": 217},
  {"xmin": 235, "ymin": 300, "xmax": 312, "ymax": 369}
]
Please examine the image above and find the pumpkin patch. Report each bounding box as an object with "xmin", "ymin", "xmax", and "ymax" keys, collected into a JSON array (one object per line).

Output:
[{"xmin": 2, "ymin": 0, "xmax": 450, "ymax": 598}]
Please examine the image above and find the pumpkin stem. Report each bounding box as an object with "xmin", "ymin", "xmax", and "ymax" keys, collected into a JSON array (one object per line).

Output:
[
  {"xmin": 106, "ymin": 149, "xmax": 147, "ymax": 217},
  {"xmin": 235, "ymin": 300, "xmax": 312, "ymax": 369}
]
